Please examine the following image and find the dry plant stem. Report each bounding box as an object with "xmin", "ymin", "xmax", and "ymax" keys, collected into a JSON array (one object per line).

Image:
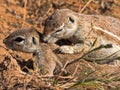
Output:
[
  {"xmin": 60, "ymin": 82, "xmax": 75, "ymax": 89},
  {"xmin": 68, "ymin": 52, "xmax": 87, "ymax": 67},
  {"xmin": 22, "ymin": 66, "xmax": 31, "ymax": 72},
  {"xmin": 58, "ymin": 65, "xmax": 79, "ymax": 80},
  {"xmin": 57, "ymin": 61, "xmax": 68, "ymax": 78},
  {"xmin": 66, "ymin": 51, "xmax": 85, "ymax": 68},
  {"xmin": 53, "ymin": 61, "xmax": 72, "ymax": 83},
  {"xmin": 71, "ymin": 65, "xmax": 79, "ymax": 78},
  {"xmin": 81, "ymin": 23, "xmax": 95, "ymax": 51},
  {"xmin": 22, "ymin": 0, "xmax": 27, "ymax": 28},
  {"xmin": 80, "ymin": 0, "xmax": 93, "ymax": 13},
  {"xmin": 61, "ymin": 61, "xmax": 69, "ymax": 73},
  {"xmin": 24, "ymin": 74, "xmax": 33, "ymax": 90},
  {"xmin": 53, "ymin": 62, "xmax": 79, "ymax": 83}
]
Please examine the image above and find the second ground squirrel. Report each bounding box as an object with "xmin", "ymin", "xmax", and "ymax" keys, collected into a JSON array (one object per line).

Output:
[
  {"xmin": 3, "ymin": 28, "xmax": 62, "ymax": 76},
  {"xmin": 43, "ymin": 9, "xmax": 120, "ymax": 62}
]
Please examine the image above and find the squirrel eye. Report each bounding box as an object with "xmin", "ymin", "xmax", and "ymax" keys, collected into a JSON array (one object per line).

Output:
[
  {"xmin": 69, "ymin": 17, "xmax": 74, "ymax": 23},
  {"xmin": 14, "ymin": 37, "xmax": 24, "ymax": 42}
]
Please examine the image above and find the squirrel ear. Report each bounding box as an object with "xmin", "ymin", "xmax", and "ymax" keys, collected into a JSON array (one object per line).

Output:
[{"xmin": 68, "ymin": 17, "xmax": 75, "ymax": 23}]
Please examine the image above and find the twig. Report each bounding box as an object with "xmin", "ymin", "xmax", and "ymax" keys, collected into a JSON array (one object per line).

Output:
[
  {"xmin": 71, "ymin": 65, "xmax": 79, "ymax": 78},
  {"xmin": 22, "ymin": 0, "xmax": 27, "ymax": 28},
  {"xmin": 23, "ymin": 74, "xmax": 33, "ymax": 90},
  {"xmin": 61, "ymin": 61, "xmax": 69, "ymax": 73},
  {"xmin": 80, "ymin": 0, "xmax": 93, "ymax": 13}
]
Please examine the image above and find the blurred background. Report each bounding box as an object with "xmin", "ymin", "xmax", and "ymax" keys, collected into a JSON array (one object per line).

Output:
[{"xmin": 0, "ymin": 0, "xmax": 120, "ymax": 33}]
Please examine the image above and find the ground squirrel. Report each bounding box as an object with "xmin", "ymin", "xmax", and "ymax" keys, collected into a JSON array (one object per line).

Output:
[
  {"xmin": 43, "ymin": 9, "xmax": 120, "ymax": 62},
  {"xmin": 3, "ymin": 28, "xmax": 62, "ymax": 76}
]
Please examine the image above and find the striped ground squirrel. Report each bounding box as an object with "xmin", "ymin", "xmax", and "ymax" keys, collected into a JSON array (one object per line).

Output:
[
  {"xmin": 3, "ymin": 28, "xmax": 62, "ymax": 76},
  {"xmin": 43, "ymin": 9, "xmax": 120, "ymax": 62}
]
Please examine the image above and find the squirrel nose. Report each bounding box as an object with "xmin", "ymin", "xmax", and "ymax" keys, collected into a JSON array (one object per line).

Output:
[
  {"xmin": 43, "ymin": 36, "xmax": 48, "ymax": 43},
  {"xmin": 43, "ymin": 39, "xmax": 48, "ymax": 43}
]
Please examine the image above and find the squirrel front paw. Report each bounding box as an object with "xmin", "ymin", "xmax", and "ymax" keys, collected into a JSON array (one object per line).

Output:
[{"xmin": 57, "ymin": 46, "xmax": 74, "ymax": 54}]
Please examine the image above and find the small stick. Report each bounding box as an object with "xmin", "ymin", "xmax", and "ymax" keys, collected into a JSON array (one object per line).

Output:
[
  {"xmin": 61, "ymin": 61, "xmax": 69, "ymax": 72},
  {"xmin": 80, "ymin": 0, "xmax": 93, "ymax": 13},
  {"xmin": 71, "ymin": 65, "xmax": 79, "ymax": 78},
  {"xmin": 22, "ymin": 0, "xmax": 27, "ymax": 28}
]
